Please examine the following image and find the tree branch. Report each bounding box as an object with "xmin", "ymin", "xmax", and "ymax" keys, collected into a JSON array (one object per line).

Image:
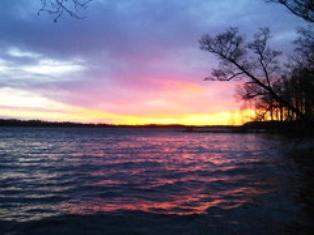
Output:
[{"xmin": 38, "ymin": 0, "xmax": 93, "ymax": 22}]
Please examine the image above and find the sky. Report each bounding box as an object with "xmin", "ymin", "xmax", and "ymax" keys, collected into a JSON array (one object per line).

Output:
[{"xmin": 0, "ymin": 0, "xmax": 306, "ymax": 125}]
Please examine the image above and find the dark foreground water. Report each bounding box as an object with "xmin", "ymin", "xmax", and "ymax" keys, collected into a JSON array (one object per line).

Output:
[{"xmin": 0, "ymin": 127, "xmax": 313, "ymax": 235}]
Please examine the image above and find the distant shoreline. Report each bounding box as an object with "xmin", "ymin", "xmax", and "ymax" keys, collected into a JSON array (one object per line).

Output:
[
  {"xmin": 0, "ymin": 119, "xmax": 312, "ymax": 136},
  {"xmin": 0, "ymin": 119, "xmax": 239, "ymax": 129}
]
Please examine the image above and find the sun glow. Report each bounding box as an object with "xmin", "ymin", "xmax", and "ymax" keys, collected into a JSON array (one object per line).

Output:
[
  {"xmin": 0, "ymin": 88, "xmax": 255, "ymax": 126},
  {"xmin": 0, "ymin": 47, "xmax": 254, "ymax": 126}
]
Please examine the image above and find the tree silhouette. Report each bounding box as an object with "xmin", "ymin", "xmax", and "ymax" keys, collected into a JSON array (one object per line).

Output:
[
  {"xmin": 199, "ymin": 27, "xmax": 307, "ymax": 121},
  {"xmin": 200, "ymin": 25, "xmax": 314, "ymax": 123},
  {"xmin": 288, "ymin": 26, "xmax": 314, "ymax": 120},
  {"xmin": 267, "ymin": 0, "xmax": 314, "ymax": 23}
]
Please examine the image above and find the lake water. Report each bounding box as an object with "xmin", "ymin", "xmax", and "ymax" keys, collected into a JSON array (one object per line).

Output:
[{"xmin": 0, "ymin": 127, "xmax": 313, "ymax": 234}]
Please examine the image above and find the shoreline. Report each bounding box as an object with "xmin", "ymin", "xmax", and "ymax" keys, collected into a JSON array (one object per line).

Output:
[{"xmin": 0, "ymin": 119, "xmax": 313, "ymax": 136}]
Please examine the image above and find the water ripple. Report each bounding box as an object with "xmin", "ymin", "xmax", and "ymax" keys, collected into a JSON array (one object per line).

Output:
[{"xmin": 0, "ymin": 128, "xmax": 298, "ymax": 222}]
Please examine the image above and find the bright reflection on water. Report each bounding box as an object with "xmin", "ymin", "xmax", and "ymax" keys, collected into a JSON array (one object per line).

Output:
[{"xmin": 0, "ymin": 127, "xmax": 307, "ymax": 225}]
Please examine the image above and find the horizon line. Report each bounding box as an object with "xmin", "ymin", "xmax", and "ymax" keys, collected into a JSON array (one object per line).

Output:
[{"xmin": 0, "ymin": 118, "xmax": 245, "ymax": 127}]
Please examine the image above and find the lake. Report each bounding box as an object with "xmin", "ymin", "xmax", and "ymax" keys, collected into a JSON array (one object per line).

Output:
[{"xmin": 0, "ymin": 127, "xmax": 313, "ymax": 234}]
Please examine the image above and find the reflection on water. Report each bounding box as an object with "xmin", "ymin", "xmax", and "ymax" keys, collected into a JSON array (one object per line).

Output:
[{"xmin": 0, "ymin": 127, "xmax": 312, "ymax": 233}]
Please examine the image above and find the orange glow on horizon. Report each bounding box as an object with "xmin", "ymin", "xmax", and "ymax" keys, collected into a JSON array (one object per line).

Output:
[
  {"xmin": 0, "ymin": 87, "xmax": 256, "ymax": 126},
  {"xmin": 0, "ymin": 106, "xmax": 256, "ymax": 126}
]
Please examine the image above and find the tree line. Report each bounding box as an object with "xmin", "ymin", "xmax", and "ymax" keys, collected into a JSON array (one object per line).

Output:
[{"xmin": 200, "ymin": 0, "xmax": 314, "ymax": 125}]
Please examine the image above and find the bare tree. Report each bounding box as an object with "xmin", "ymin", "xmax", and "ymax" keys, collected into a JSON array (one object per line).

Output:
[
  {"xmin": 38, "ymin": 0, "xmax": 93, "ymax": 22},
  {"xmin": 266, "ymin": 0, "xmax": 314, "ymax": 23},
  {"xmin": 199, "ymin": 27, "xmax": 307, "ymax": 120},
  {"xmin": 294, "ymin": 26, "xmax": 314, "ymax": 69},
  {"xmin": 289, "ymin": 26, "xmax": 314, "ymax": 120}
]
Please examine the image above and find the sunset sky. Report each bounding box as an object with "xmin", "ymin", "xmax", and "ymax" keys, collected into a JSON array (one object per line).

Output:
[{"xmin": 0, "ymin": 0, "xmax": 306, "ymax": 125}]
